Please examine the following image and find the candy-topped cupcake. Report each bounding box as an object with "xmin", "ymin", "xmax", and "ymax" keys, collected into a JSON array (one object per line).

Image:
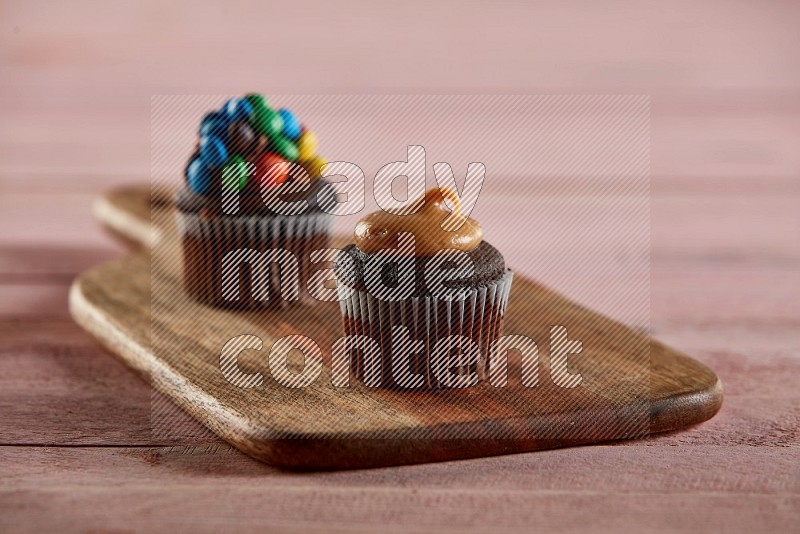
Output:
[
  {"xmin": 334, "ymin": 188, "xmax": 513, "ymax": 389},
  {"xmin": 176, "ymin": 94, "xmax": 333, "ymax": 309}
]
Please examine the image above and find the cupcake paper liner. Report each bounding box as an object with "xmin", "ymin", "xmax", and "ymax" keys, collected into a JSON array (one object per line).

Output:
[
  {"xmin": 177, "ymin": 210, "xmax": 333, "ymax": 309},
  {"xmin": 338, "ymin": 270, "xmax": 514, "ymax": 389},
  {"xmin": 176, "ymin": 210, "xmax": 333, "ymax": 241}
]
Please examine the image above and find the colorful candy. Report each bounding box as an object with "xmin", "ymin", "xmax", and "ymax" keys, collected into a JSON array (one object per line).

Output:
[
  {"xmin": 227, "ymin": 120, "xmax": 256, "ymax": 155},
  {"xmin": 244, "ymin": 93, "xmax": 268, "ymax": 111},
  {"xmin": 199, "ymin": 136, "xmax": 228, "ymax": 168},
  {"xmin": 257, "ymin": 153, "xmax": 291, "ymax": 189},
  {"xmin": 200, "ymin": 112, "xmax": 228, "ymax": 139},
  {"xmin": 223, "ymin": 98, "xmax": 254, "ymax": 121},
  {"xmin": 297, "ymin": 130, "xmax": 317, "ymax": 161},
  {"xmin": 278, "ymin": 108, "xmax": 301, "ymax": 140},
  {"xmin": 271, "ymin": 135, "xmax": 299, "ymax": 161},
  {"xmin": 221, "ymin": 155, "xmax": 250, "ymax": 191},
  {"xmin": 187, "ymin": 94, "xmax": 324, "ymax": 195},
  {"xmin": 252, "ymin": 106, "xmax": 284, "ymax": 138},
  {"xmin": 186, "ymin": 158, "xmax": 212, "ymax": 194}
]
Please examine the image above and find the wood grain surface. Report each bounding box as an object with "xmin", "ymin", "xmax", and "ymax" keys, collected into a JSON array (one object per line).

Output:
[{"xmin": 2, "ymin": 0, "xmax": 799, "ymax": 531}]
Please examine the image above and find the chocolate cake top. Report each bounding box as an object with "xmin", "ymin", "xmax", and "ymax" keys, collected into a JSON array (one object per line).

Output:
[{"xmin": 334, "ymin": 241, "xmax": 506, "ymax": 298}]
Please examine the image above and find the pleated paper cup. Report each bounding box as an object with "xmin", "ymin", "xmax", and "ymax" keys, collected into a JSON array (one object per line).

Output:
[
  {"xmin": 338, "ymin": 270, "xmax": 513, "ymax": 389},
  {"xmin": 177, "ymin": 210, "xmax": 333, "ymax": 310}
]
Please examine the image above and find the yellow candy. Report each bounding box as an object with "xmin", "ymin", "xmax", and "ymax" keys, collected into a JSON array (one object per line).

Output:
[
  {"xmin": 297, "ymin": 130, "xmax": 318, "ymax": 161},
  {"xmin": 302, "ymin": 156, "xmax": 327, "ymax": 179}
]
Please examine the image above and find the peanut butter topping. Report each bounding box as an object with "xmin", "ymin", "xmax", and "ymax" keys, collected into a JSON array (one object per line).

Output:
[{"xmin": 354, "ymin": 188, "xmax": 483, "ymax": 256}]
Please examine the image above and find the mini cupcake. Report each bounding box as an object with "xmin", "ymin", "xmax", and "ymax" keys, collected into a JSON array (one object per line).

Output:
[
  {"xmin": 334, "ymin": 188, "xmax": 513, "ymax": 389},
  {"xmin": 177, "ymin": 94, "xmax": 333, "ymax": 309}
]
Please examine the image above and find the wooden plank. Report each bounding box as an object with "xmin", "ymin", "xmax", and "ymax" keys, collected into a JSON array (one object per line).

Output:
[
  {"xmin": 0, "ymin": 246, "xmax": 119, "ymax": 282},
  {"xmin": 1, "ymin": 444, "xmax": 796, "ymax": 493},
  {"xmin": 0, "ymin": 317, "xmax": 217, "ymax": 446},
  {"xmin": 2, "ymin": 119, "xmax": 799, "ymax": 182},
  {"xmin": 0, "ymin": 193, "xmax": 111, "ymax": 248},
  {"xmin": 1, "ymin": 110, "xmax": 799, "ymax": 178},
  {"xmin": 0, "ymin": 446, "xmax": 797, "ymax": 533},
  {"xmin": 0, "ymin": 284, "xmax": 72, "ymax": 317},
  {"xmin": 2, "ymin": 1, "xmax": 799, "ymax": 101},
  {"xmin": 1, "ymin": 490, "xmax": 794, "ymax": 534}
]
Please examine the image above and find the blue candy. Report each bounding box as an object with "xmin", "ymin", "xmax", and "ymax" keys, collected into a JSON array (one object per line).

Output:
[
  {"xmin": 186, "ymin": 158, "xmax": 212, "ymax": 195},
  {"xmin": 278, "ymin": 108, "xmax": 301, "ymax": 140},
  {"xmin": 199, "ymin": 135, "xmax": 228, "ymax": 168},
  {"xmin": 200, "ymin": 112, "xmax": 228, "ymax": 139},
  {"xmin": 223, "ymin": 98, "xmax": 254, "ymax": 121}
]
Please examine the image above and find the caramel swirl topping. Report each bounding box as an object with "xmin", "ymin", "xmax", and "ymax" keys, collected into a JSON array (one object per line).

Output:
[{"xmin": 354, "ymin": 188, "xmax": 483, "ymax": 256}]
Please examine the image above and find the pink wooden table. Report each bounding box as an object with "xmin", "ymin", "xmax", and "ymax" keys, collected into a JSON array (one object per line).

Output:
[{"xmin": 1, "ymin": 2, "xmax": 798, "ymax": 532}]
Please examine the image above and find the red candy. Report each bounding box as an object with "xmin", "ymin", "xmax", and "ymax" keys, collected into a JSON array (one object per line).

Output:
[{"xmin": 256, "ymin": 153, "xmax": 291, "ymax": 189}]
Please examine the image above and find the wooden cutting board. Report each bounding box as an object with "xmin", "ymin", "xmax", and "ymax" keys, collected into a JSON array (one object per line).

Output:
[{"xmin": 70, "ymin": 186, "xmax": 722, "ymax": 469}]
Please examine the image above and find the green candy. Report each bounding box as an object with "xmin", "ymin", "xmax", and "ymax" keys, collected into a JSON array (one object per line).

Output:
[
  {"xmin": 272, "ymin": 135, "xmax": 299, "ymax": 161},
  {"xmin": 244, "ymin": 93, "xmax": 268, "ymax": 111},
  {"xmin": 252, "ymin": 106, "xmax": 284, "ymax": 138},
  {"xmin": 221, "ymin": 155, "xmax": 250, "ymax": 191}
]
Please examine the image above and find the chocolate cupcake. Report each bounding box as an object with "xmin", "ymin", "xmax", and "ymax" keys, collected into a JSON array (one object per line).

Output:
[
  {"xmin": 334, "ymin": 188, "xmax": 513, "ymax": 389},
  {"xmin": 177, "ymin": 94, "xmax": 333, "ymax": 309}
]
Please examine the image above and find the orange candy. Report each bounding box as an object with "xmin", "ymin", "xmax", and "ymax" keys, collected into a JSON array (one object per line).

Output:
[{"xmin": 256, "ymin": 153, "xmax": 291, "ymax": 189}]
